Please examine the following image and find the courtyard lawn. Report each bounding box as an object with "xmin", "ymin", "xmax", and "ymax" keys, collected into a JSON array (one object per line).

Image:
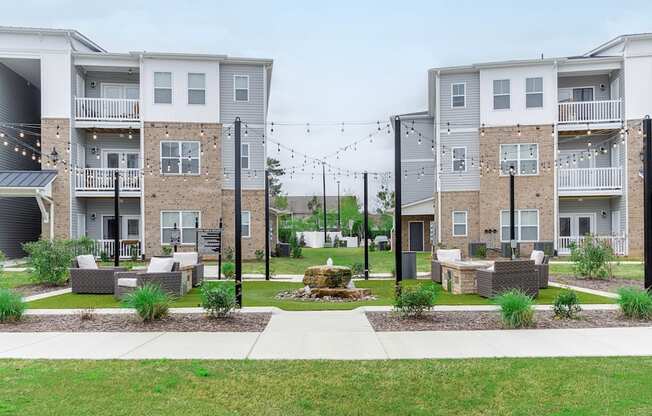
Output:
[
  {"xmin": 27, "ymin": 279, "xmax": 613, "ymax": 310},
  {"xmin": 0, "ymin": 271, "xmax": 33, "ymax": 289},
  {"xmin": 550, "ymin": 262, "xmax": 643, "ymax": 280},
  {"xmin": 1, "ymin": 357, "xmax": 652, "ymax": 415}
]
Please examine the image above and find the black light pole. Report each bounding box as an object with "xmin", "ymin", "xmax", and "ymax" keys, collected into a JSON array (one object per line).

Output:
[
  {"xmin": 337, "ymin": 180, "xmax": 341, "ymax": 232},
  {"xmin": 322, "ymin": 161, "xmax": 327, "ymax": 244},
  {"xmin": 264, "ymin": 169, "xmax": 270, "ymax": 281},
  {"xmin": 113, "ymin": 170, "xmax": 120, "ymax": 267},
  {"xmin": 644, "ymin": 116, "xmax": 652, "ymax": 291},
  {"xmin": 234, "ymin": 117, "xmax": 242, "ymax": 307},
  {"xmin": 218, "ymin": 217, "xmax": 223, "ymax": 280},
  {"xmin": 363, "ymin": 171, "xmax": 369, "ymax": 279},
  {"xmin": 509, "ymin": 166, "xmax": 516, "ymax": 260},
  {"xmin": 394, "ymin": 116, "xmax": 402, "ymax": 294}
]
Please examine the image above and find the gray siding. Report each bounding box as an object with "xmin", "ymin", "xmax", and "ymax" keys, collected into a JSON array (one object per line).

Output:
[
  {"xmin": 85, "ymin": 198, "xmax": 140, "ymax": 240},
  {"xmin": 81, "ymin": 132, "xmax": 140, "ymax": 169},
  {"xmin": 439, "ymin": 130, "xmax": 480, "ymax": 191},
  {"xmin": 400, "ymin": 115, "xmax": 434, "ymax": 205},
  {"xmin": 401, "ymin": 160, "xmax": 435, "ymax": 205},
  {"xmin": 558, "ymin": 75, "xmax": 611, "ymax": 101},
  {"xmin": 83, "ymin": 71, "xmax": 140, "ymax": 98},
  {"xmin": 559, "ymin": 198, "xmax": 616, "ymax": 235},
  {"xmin": 440, "ymin": 73, "xmax": 481, "ymax": 127}
]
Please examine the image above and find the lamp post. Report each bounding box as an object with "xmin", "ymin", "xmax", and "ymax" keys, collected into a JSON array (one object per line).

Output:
[
  {"xmin": 113, "ymin": 170, "xmax": 120, "ymax": 267},
  {"xmin": 363, "ymin": 172, "xmax": 369, "ymax": 279},
  {"xmin": 509, "ymin": 165, "xmax": 516, "ymax": 260},
  {"xmin": 322, "ymin": 161, "xmax": 327, "ymax": 244},
  {"xmin": 394, "ymin": 116, "xmax": 402, "ymax": 294},
  {"xmin": 337, "ymin": 180, "xmax": 341, "ymax": 232},
  {"xmin": 644, "ymin": 116, "xmax": 652, "ymax": 291},
  {"xmin": 234, "ymin": 117, "xmax": 242, "ymax": 307}
]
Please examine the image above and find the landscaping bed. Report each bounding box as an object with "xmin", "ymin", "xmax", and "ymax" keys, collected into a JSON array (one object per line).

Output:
[
  {"xmin": 366, "ymin": 310, "xmax": 652, "ymax": 332},
  {"xmin": 551, "ymin": 275, "xmax": 642, "ymax": 293},
  {"xmin": 0, "ymin": 312, "xmax": 271, "ymax": 332}
]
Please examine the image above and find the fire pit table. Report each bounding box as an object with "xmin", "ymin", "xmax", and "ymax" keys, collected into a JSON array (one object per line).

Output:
[{"xmin": 440, "ymin": 260, "xmax": 493, "ymax": 294}]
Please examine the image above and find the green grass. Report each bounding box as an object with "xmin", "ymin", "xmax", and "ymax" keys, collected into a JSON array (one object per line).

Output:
[
  {"xmin": 1, "ymin": 357, "xmax": 652, "ymax": 415},
  {"xmin": 27, "ymin": 280, "xmax": 613, "ymax": 310},
  {"xmin": 550, "ymin": 262, "xmax": 644, "ymax": 280},
  {"xmin": 0, "ymin": 272, "xmax": 33, "ymax": 290}
]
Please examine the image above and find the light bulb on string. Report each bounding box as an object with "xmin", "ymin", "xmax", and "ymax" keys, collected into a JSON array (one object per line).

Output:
[{"xmin": 19, "ymin": 131, "xmax": 24, "ymax": 138}]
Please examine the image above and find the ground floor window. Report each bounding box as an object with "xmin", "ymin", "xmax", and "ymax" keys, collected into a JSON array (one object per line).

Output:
[
  {"xmin": 452, "ymin": 211, "xmax": 468, "ymax": 237},
  {"xmin": 161, "ymin": 210, "xmax": 200, "ymax": 245},
  {"xmin": 242, "ymin": 211, "xmax": 251, "ymax": 238},
  {"xmin": 500, "ymin": 209, "xmax": 539, "ymax": 242}
]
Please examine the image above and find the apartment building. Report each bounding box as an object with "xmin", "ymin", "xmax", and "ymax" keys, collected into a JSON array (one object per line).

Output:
[
  {"xmin": 400, "ymin": 33, "xmax": 652, "ymax": 257},
  {"xmin": 0, "ymin": 26, "xmax": 272, "ymax": 259}
]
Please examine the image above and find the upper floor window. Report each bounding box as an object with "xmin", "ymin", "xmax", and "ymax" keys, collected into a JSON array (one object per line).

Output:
[
  {"xmin": 160, "ymin": 141, "xmax": 200, "ymax": 175},
  {"xmin": 188, "ymin": 73, "xmax": 206, "ymax": 105},
  {"xmin": 154, "ymin": 72, "xmax": 172, "ymax": 104},
  {"xmin": 500, "ymin": 143, "xmax": 538, "ymax": 175},
  {"xmin": 452, "ymin": 147, "xmax": 466, "ymax": 172},
  {"xmin": 526, "ymin": 77, "xmax": 543, "ymax": 108},
  {"xmin": 493, "ymin": 79, "xmax": 510, "ymax": 110},
  {"xmin": 241, "ymin": 143, "xmax": 250, "ymax": 169},
  {"xmin": 234, "ymin": 75, "xmax": 249, "ymax": 102},
  {"xmin": 451, "ymin": 83, "xmax": 466, "ymax": 108}
]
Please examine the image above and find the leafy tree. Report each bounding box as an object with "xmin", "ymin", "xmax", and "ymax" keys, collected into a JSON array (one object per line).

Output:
[
  {"xmin": 376, "ymin": 189, "xmax": 395, "ymax": 214},
  {"xmin": 274, "ymin": 195, "xmax": 288, "ymax": 210},
  {"xmin": 266, "ymin": 157, "xmax": 285, "ymax": 197},
  {"xmin": 307, "ymin": 195, "xmax": 321, "ymax": 215}
]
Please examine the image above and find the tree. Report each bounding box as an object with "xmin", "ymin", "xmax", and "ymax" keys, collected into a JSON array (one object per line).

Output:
[
  {"xmin": 266, "ymin": 157, "xmax": 285, "ymax": 197},
  {"xmin": 274, "ymin": 195, "xmax": 288, "ymax": 210},
  {"xmin": 376, "ymin": 189, "xmax": 395, "ymax": 214},
  {"xmin": 307, "ymin": 195, "xmax": 321, "ymax": 214}
]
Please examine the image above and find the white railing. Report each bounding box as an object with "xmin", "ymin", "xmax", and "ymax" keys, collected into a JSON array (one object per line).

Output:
[
  {"xmin": 93, "ymin": 239, "xmax": 141, "ymax": 259},
  {"xmin": 558, "ymin": 99, "xmax": 622, "ymax": 124},
  {"xmin": 75, "ymin": 168, "xmax": 141, "ymax": 192},
  {"xmin": 557, "ymin": 167, "xmax": 622, "ymax": 192},
  {"xmin": 75, "ymin": 97, "xmax": 140, "ymax": 122},
  {"xmin": 557, "ymin": 235, "xmax": 626, "ymax": 256}
]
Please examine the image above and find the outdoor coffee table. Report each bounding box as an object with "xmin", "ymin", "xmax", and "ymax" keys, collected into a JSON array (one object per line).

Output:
[{"xmin": 440, "ymin": 260, "xmax": 493, "ymax": 294}]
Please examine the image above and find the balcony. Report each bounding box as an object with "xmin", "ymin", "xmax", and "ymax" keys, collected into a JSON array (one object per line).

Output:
[
  {"xmin": 75, "ymin": 168, "xmax": 141, "ymax": 196},
  {"xmin": 74, "ymin": 97, "xmax": 140, "ymax": 123},
  {"xmin": 557, "ymin": 235, "xmax": 626, "ymax": 256},
  {"xmin": 558, "ymin": 99, "xmax": 622, "ymax": 125},
  {"xmin": 557, "ymin": 167, "xmax": 622, "ymax": 196}
]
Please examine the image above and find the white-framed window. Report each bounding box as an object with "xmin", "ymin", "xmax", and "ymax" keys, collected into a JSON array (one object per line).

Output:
[
  {"xmin": 188, "ymin": 73, "xmax": 206, "ymax": 105},
  {"xmin": 234, "ymin": 75, "xmax": 249, "ymax": 102},
  {"xmin": 452, "ymin": 211, "xmax": 467, "ymax": 237},
  {"xmin": 452, "ymin": 147, "xmax": 467, "ymax": 172},
  {"xmin": 493, "ymin": 79, "xmax": 510, "ymax": 110},
  {"xmin": 500, "ymin": 209, "xmax": 539, "ymax": 242},
  {"xmin": 160, "ymin": 141, "xmax": 201, "ymax": 175},
  {"xmin": 451, "ymin": 83, "xmax": 466, "ymax": 108},
  {"xmin": 500, "ymin": 143, "xmax": 538, "ymax": 175},
  {"xmin": 161, "ymin": 210, "xmax": 201, "ymax": 245},
  {"xmin": 241, "ymin": 143, "xmax": 250, "ymax": 170},
  {"xmin": 525, "ymin": 77, "xmax": 543, "ymax": 108},
  {"xmin": 242, "ymin": 211, "xmax": 251, "ymax": 238},
  {"xmin": 154, "ymin": 72, "xmax": 172, "ymax": 104}
]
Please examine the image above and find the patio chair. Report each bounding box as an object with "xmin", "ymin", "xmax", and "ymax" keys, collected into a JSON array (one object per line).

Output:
[
  {"xmin": 530, "ymin": 250, "xmax": 549, "ymax": 289},
  {"xmin": 70, "ymin": 254, "xmax": 127, "ymax": 294},
  {"xmin": 475, "ymin": 259, "xmax": 539, "ymax": 298},
  {"xmin": 114, "ymin": 257, "xmax": 183, "ymax": 299},
  {"xmin": 173, "ymin": 252, "xmax": 204, "ymax": 286},
  {"xmin": 431, "ymin": 249, "xmax": 462, "ymax": 283}
]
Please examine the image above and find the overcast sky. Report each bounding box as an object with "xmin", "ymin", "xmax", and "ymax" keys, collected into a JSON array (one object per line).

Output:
[{"xmin": 2, "ymin": 0, "xmax": 650, "ymax": 206}]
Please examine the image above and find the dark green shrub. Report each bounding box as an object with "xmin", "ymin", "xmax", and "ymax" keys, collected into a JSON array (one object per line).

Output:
[
  {"xmin": 255, "ymin": 249, "xmax": 264, "ymax": 261},
  {"xmin": 617, "ymin": 287, "xmax": 652, "ymax": 320},
  {"xmin": 221, "ymin": 262, "xmax": 235, "ymax": 279},
  {"xmin": 201, "ymin": 281, "xmax": 236, "ymax": 317},
  {"xmin": 569, "ymin": 236, "xmax": 615, "ymax": 279},
  {"xmin": 100, "ymin": 251, "xmax": 110, "ymax": 263},
  {"xmin": 351, "ymin": 262, "xmax": 364, "ymax": 277},
  {"xmin": 495, "ymin": 289, "xmax": 535, "ymax": 328},
  {"xmin": 369, "ymin": 241, "xmax": 377, "ymax": 252},
  {"xmin": 290, "ymin": 234, "xmax": 302, "ymax": 258},
  {"xmin": 394, "ymin": 283, "xmax": 437, "ymax": 317},
  {"xmin": 0, "ymin": 289, "xmax": 26, "ymax": 322},
  {"xmin": 72, "ymin": 236, "xmax": 95, "ymax": 255},
  {"xmin": 22, "ymin": 239, "xmax": 74, "ymax": 286},
  {"xmin": 123, "ymin": 283, "xmax": 171, "ymax": 322},
  {"xmin": 553, "ymin": 290, "xmax": 582, "ymax": 319},
  {"xmin": 161, "ymin": 246, "xmax": 173, "ymax": 256},
  {"xmin": 476, "ymin": 245, "xmax": 487, "ymax": 259}
]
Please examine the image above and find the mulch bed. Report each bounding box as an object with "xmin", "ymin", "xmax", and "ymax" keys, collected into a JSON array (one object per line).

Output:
[
  {"xmin": 13, "ymin": 282, "xmax": 71, "ymax": 298},
  {"xmin": 366, "ymin": 310, "xmax": 652, "ymax": 332},
  {"xmin": 550, "ymin": 275, "xmax": 642, "ymax": 293},
  {"xmin": 0, "ymin": 312, "xmax": 271, "ymax": 333}
]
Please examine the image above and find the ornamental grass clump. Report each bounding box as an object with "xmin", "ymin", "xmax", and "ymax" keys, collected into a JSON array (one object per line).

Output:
[
  {"xmin": 617, "ymin": 287, "xmax": 652, "ymax": 320},
  {"xmin": 394, "ymin": 283, "xmax": 437, "ymax": 318},
  {"xmin": 495, "ymin": 289, "xmax": 535, "ymax": 328},
  {"xmin": 553, "ymin": 290, "xmax": 582, "ymax": 319},
  {"xmin": 201, "ymin": 281, "xmax": 236, "ymax": 318},
  {"xmin": 123, "ymin": 283, "xmax": 171, "ymax": 322},
  {"xmin": 0, "ymin": 288, "xmax": 26, "ymax": 322}
]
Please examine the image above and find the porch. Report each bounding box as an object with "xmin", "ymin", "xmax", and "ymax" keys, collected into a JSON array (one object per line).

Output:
[
  {"xmin": 75, "ymin": 167, "xmax": 141, "ymax": 196},
  {"xmin": 557, "ymin": 167, "xmax": 623, "ymax": 195},
  {"xmin": 91, "ymin": 239, "xmax": 142, "ymax": 260},
  {"xmin": 75, "ymin": 97, "xmax": 140, "ymax": 123},
  {"xmin": 557, "ymin": 235, "xmax": 626, "ymax": 256}
]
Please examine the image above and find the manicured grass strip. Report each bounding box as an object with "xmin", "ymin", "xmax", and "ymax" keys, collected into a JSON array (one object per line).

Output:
[
  {"xmin": 0, "ymin": 272, "xmax": 33, "ymax": 289},
  {"xmin": 550, "ymin": 262, "xmax": 643, "ymax": 280},
  {"xmin": 27, "ymin": 280, "xmax": 613, "ymax": 310},
  {"xmin": 1, "ymin": 357, "xmax": 652, "ymax": 415}
]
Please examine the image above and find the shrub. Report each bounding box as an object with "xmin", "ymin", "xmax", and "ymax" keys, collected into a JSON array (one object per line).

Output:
[
  {"xmin": 476, "ymin": 245, "xmax": 487, "ymax": 259},
  {"xmin": 22, "ymin": 239, "xmax": 74, "ymax": 286},
  {"xmin": 221, "ymin": 262, "xmax": 235, "ymax": 279},
  {"xmin": 569, "ymin": 236, "xmax": 615, "ymax": 279},
  {"xmin": 130, "ymin": 244, "xmax": 139, "ymax": 262},
  {"xmin": 369, "ymin": 241, "xmax": 377, "ymax": 252},
  {"xmin": 255, "ymin": 249, "xmax": 264, "ymax": 261},
  {"xmin": 351, "ymin": 262, "xmax": 364, "ymax": 277},
  {"xmin": 0, "ymin": 289, "xmax": 26, "ymax": 322},
  {"xmin": 224, "ymin": 247, "xmax": 234, "ymax": 262},
  {"xmin": 290, "ymin": 234, "xmax": 302, "ymax": 258},
  {"xmin": 494, "ymin": 289, "xmax": 535, "ymax": 328},
  {"xmin": 553, "ymin": 290, "xmax": 582, "ymax": 319},
  {"xmin": 299, "ymin": 234, "xmax": 306, "ymax": 247},
  {"xmin": 394, "ymin": 283, "xmax": 437, "ymax": 318},
  {"xmin": 72, "ymin": 236, "xmax": 95, "ymax": 255},
  {"xmin": 617, "ymin": 287, "xmax": 652, "ymax": 320},
  {"xmin": 0, "ymin": 250, "xmax": 5, "ymax": 275},
  {"xmin": 123, "ymin": 283, "xmax": 171, "ymax": 322},
  {"xmin": 100, "ymin": 251, "xmax": 110, "ymax": 263},
  {"xmin": 201, "ymin": 281, "xmax": 236, "ymax": 318},
  {"xmin": 161, "ymin": 246, "xmax": 173, "ymax": 256}
]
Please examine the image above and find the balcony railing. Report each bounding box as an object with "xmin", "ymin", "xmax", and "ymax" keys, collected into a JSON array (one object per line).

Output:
[
  {"xmin": 75, "ymin": 168, "xmax": 141, "ymax": 192},
  {"xmin": 75, "ymin": 97, "xmax": 140, "ymax": 122},
  {"xmin": 557, "ymin": 235, "xmax": 626, "ymax": 256},
  {"xmin": 557, "ymin": 167, "xmax": 622, "ymax": 193},
  {"xmin": 558, "ymin": 99, "xmax": 622, "ymax": 124},
  {"xmin": 93, "ymin": 239, "xmax": 141, "ymax": 259}
]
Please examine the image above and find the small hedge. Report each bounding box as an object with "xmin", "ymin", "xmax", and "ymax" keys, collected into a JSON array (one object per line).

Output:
[
  {"xmin": 201, "ymin": 281, "xmax": 236, "ymax": 318},
  {"xmin": 221, "ymin": 262, "xmax": 235, "ymax": 279},
  {"xmin": 394, "ymin": 283, "xmax": 437, "ymax": 318},
  {"xmin": 495, "ymin": 289, "xmax": 535, "ymax": 328},
  {"xmin": 0, "ymin": 289, "xmax": 26, "ymax": 322},
  {"xmin": 617, "ymin": 287, "xmax": 652, "ymax": 320},
  {"xmin": 553, "ymin": 290, "xmax": 582, "ymax": 319},
  {"xmin": 123, "ymin": 283, "xmax": 171, "ymax": 322}
]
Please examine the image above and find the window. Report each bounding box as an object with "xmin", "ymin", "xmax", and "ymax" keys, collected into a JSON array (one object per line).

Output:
[
  {"xmin": 234, "ymin": 75, "xmax": 249, "ymax": 101},
  {"xmin": 452, "ymin": 147, "xmax": 466, "ymax": 172},
  {"xmin": 451, "ymin": 83, "xmax": 466, "ymax": 108},
  {"xmin": 242, "ymin": 211, "xmax": 251, "ymax": 238},
  {"xmin": 154, "ymin": 72, "xmax": 172, "ymax": 104},
  {"xmin": 160, "ymin": 141, "xmax": 200, "ymax": 174},
  {"xmin": 241, "ymin": 143, "xmax": 250, "ymax": 169},
  {"xmin": 188, "ymin": 73, "xmax": 206, "ymax": 105},
  {"xmin": 500, "ymin": 143, "xmax": 538, "ymax": 175},
  {"xmin": 493, "ymin": 79, "xmax": 510, "ymax": 109},
  {"xmin": 161, "ymin": 211, "xmax": 200, "ymax": 245},
  {"xmin": 526, "ymin": 77, "xmax": 543, "ymax": 108},
  {"xmin": 501, "ymin": 209, "xmax": 539, "ymax": 242},
  {"xmin": 452, "ymin": 211, "xmax": 467, "ymax": 237}
]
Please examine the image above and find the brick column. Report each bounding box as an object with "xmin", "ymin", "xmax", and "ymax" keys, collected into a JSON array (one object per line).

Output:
[
  {"xmin": 40, "ymin": 118, "xmax": 71, "ymax": 240},
  {"xmin": 626, "ymin": 120, "xmax": 644, "ymax": 257}
]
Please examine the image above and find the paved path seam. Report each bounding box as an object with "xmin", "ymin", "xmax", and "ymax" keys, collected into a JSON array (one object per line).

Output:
[
  {"xmin": 117, "ymin": 332, "xmax": 167, "ymax": 359},
  {"xmin": 548, "ymin": 281, "xmax": 619, "ymax": 299}
]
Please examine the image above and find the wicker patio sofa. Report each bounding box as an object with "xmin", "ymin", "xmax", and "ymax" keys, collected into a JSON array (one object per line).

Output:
[
  {"xmin": 173, "ymin": 252, "xmax": 204, "ymax": 287},
  {"xmin": 431, "ymin": 249, "xmax": 462, "ymax": 283},
  {"xmin": 114, "ymin": 261, "xmax": 183, "ymax": 299},
  {"xmin": 70, "ymin": 255, "xmax": 127, "ymax": 294},
  {"xmin": 475, "ymin": 259, "xmax": 539, "ymax": 298}
]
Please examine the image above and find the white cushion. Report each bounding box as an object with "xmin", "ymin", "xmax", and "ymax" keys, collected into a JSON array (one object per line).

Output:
[
  {"xmin": 437, "ymin": 249, "xmax": 462, "ymax": 262},
  {"xmin": 117, "ymin": 278, "xmax": 138, "ymax": 288},
  {"xmin": 485, "ymin": 265, "xmax": 495, "ymax": 272},
  {"xmin": 147, "ymin": 257, "xmax": 175, "ymax": 273},
  {"xmin": 76, "ymin": 255, "xmax": 98, "ymax": 270},
  {"xmin": 173, "ymin": 252, "xmax": 198, "ymax": 268},
  {"xmin": 530, "ymin": 250, "xmax": 545, "ymax": 265}
]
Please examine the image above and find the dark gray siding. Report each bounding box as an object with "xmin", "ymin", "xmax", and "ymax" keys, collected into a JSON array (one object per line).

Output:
[{"xmin": 559, "ymin": 197, "xmax": 615, "ymax": 235}]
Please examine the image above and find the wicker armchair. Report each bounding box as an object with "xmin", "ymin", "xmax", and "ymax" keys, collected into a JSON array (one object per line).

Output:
[
  {"xmin": 475, "ymin": 260, "xmax": 539, "ymax": 298},
  {"xmin": 114, "ymin": 262, "xmax": 183, "ymax": 299},
  {"xmin": 70, "ymin": 260, "xmax": 127, "ymax": 294},
  {"xmin": 172, "ymin": 252, "xmax": 204, "ymax": 287},
  {"xmin": 535, "ymin": 256, "xmax": 550, "ymax": 289}
]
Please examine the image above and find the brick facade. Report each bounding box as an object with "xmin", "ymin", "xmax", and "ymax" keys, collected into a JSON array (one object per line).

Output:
[
  {"xmin": 40, "ymin": 118, "xmax": 71, "ymax": 239},
  {"xmin": 400, "ymin": 214, "xmax": 434, "ymax": 252},
  {"xmin": 626, "ymin": 120, "xmax": 644, "ymax": 257},
  {"xmin": 221, "ymin": 189, "xmax": 266, "ymax": 260},
  {"xmin": 436, "ymin": 191, "xmax": 480, "ymax": 257}
]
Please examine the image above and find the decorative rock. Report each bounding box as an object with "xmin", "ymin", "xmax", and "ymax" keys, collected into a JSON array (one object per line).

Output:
[
  {"xmin": 311, "ymin": 288, "xmax": 372, "ymax": 299},
  {"xmin": 303, "ymin": 265, "xmax": 352, "ymax": 288}
]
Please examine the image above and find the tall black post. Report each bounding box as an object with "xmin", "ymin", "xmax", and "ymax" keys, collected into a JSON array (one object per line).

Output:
[
  {"xmin": 264, "ymin": 169, "xmax": 270, "ymax": 281},
  {"xmin": 337, "ymin": 181, "xmax": 341, "ymax": 231},
  {"xmin": 509, "ymin": 166, "xmax": 516, "ymax": 260},
  {"xmin": 322, "ymin": 161, "xmax": 327, "ymax": 244},
  {"xmin": 218, "ymin": 217, "xmax": 223, "ymax": 280},
  {"xmin": 394, "ymin": 116, "xmax": 402, "ymax": 293},
  {"xmin": 363, "ymin": 172, "xmax": 369, "ymax": 279},
  {"xmin": 113, "ymin": 171, "xmax": 120, "ymax": 267},
  {"xmin": 234, "ymin": 117, "xmax": 242, "ymax": 307},
  {"xmin": 644, "ymin": 116, "xmax": 652, "ymax": 291}
]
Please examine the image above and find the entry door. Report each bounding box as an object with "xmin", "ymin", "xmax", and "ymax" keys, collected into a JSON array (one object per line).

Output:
[
  {"xmin": 409, "ymin": 222, "xmax": 424, "ymax": 252},
  {"xmin": 103, "ymin": 216, "xmax": 140, "ymax": 240},
  {"xmin": 560, "ymin": 214, "xmax": 595, "ymax": 237}
]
